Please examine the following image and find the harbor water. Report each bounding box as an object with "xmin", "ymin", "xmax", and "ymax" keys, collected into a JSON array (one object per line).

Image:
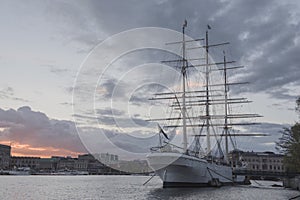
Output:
[{"xmin": 0, "ymin": 175, "xmax": 299, "ymax": 200}]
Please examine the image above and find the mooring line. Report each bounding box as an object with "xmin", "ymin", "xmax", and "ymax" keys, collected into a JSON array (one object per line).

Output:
[
  {"xmin": 207, "ymin": 167, "xmax": 235, "ymax": 184},
  {"xmin": 143, "ymin": 173, "xmax": 156, "ymax": 186},
  {"xmin": 289, "ymin": 194, "xmax": 300, "ymax": 200}
]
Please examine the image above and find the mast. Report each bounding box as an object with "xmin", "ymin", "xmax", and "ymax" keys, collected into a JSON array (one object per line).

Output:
[
  {"xmin": 148, "ymin": 24, "xmax": 263, "ymax": 157},
  {"xmin": 223, "ymin": 51, "xmax": 229, "ymax": 161},
  {"xmin": 205, "ymin": 30, "xmax": 211, "ymax": 155},
  {"xmin": 182, "ymin": 20, "xmax": 188, "ymax": 153}
]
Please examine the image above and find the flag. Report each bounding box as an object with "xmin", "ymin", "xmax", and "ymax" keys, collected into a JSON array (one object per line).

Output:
[
  {"xmin": 158, "ymin": 124, "xmax": 169, "ymax": 140},
  {"xmin": 207, "ymin": 24, "xmax": 211, "ymax": 30},
  {"xmin": 183, "ymin": 19, "xmax": 187, "ymax": 27}
]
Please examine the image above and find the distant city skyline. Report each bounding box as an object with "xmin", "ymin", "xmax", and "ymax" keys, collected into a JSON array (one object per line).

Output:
[{"xmin": 0, "ymin": 0, "xmax": 300, "ymax": 158}]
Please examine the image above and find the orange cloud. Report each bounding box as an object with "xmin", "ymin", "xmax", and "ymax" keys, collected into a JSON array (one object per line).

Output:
[
  {"xmin": 0, "ymin": 107, "xmax": 88, "ymax": 158},
  {"xmin": 0, "ymin": 140, "xmax": 84, "ymax": 158}
]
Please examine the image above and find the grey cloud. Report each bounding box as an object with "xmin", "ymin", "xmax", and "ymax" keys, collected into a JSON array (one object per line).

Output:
[
  {"xmin": 12, "ymin": 97, "xmax": 30, "ymax": 103},
  {"xmin": 60, "ymin": 102, "xmax": 73, "ymax": 106},
  {"xmin": 75, "ymin": 126, "xmax": 159, "ymax": 157},
  {"xmin": 100, "ymin": 78, "xmax": 127, "ymax": 99},
  {"xmin": 0, "ymin": 106, "xmax": 87, "ymax": 154},
  {"xmin": 104, "ymin": 130, "xmax": 159, "ymax": 154},
  {"xmin": 74, "ymin": 0, "xmax": 299, "ymax": 101},
  {"xmin": 110, "ymin": 120, "xmax": 287, "ymax": 154},
  {"xmin": 266, "ymin": 87, "xmax": 298, "ymax": 100},
  {"xmin": 0, "ymin": 87, "xmax": 14, "ymax": 98},
  {"xmin": 236, "ymin": 122, "xmax": 290, "ymax": 152},
  {"xmin": 44, "ymin": 1, "xmax": 103, "ymax": 46},
  {"xmin": 241, "ymin": 122, "xmax": 289, "ymax": 134},
  {"xmin": 3, "ymin": 0, "xmax": 299, "ymax": 101},
  {"xmin": 209, "ymin": 1, "xmax": 300, "ymax": 99},
  {"xmin": 129, "ymin": 83, "xmax": 167, "ymax": 106},
  {"xmin": 73, "ymin": 114, "xmax": 96, "ymax": 121},
  {"xmin": 96, "ymin": 107, "xmax": 125, "ymax": 116},
  {"xmin": 65, "ymin": 86, "xmax": 74, "ymax": 94},
  {"xmin": 0, "ymin": 106, "xmax": 290, "ymax": 157},
  {"xmin": 45, "ymin": 64, "xmax": 71, "ymax": 75},
  {"xmin": 73, "ymin": 112, "xmax": 151, "ymax": 129},
  {"xmin": 0, "ymin": 87, "xmax": 29, "ymax": 103},
  {"xmin": 97, "ymin": 115, "xmax": 150, "ymax": 128},
  {"xmin": 86, "ymin": 0, "xmax": 223, "ymax": 35}
]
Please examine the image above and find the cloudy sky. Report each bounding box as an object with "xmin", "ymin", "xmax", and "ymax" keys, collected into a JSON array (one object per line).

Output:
[{"xmin": 0, "ymin": 0, "xmax": 299, "ymax": 158}]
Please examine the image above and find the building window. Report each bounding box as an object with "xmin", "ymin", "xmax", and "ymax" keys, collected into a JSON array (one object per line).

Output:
[{"xmin": 262, "ymin": 164, "xmax": 267, "ymax": 170}]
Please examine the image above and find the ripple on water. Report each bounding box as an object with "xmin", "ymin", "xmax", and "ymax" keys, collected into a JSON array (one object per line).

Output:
[{"xmin": 0, "ymin": 175, "xmax": 299, "ymax": 200}]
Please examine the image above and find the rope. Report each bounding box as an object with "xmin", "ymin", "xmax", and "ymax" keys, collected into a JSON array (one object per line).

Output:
[
  {"xmin": 289, "ymin": 194, "xmax": 300, "ymax": 200},
  {"xmin": 207, "ymin": 167, "xmax": 235, "ymax": 184},
  {"xmin": 143, "ymin": 173, "xmax": 156, "ymax": 186},
  {"xmin": 252, "ymin": 179, "xmax": 264, "ymax": 186}
]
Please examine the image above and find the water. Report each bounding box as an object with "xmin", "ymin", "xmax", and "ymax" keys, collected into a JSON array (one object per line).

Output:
[{"xmin": 0, "ymin": 175, "xmax": 299, "ymax": 200}]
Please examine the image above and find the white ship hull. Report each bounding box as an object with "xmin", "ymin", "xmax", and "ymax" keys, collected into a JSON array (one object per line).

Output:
[{"xmin": 147, "ymin": 152, "xmax": 247, "ymax": 187}]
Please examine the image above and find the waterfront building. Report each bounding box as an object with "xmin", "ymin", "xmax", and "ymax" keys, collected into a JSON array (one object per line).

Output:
[
  {"xmin": 10, "ymin": 156, "xmax": 40, "ymax": 170},
  {"xmin": 56, "ymin": 156, "xmax": 76, "ymax": 170},
  {"xmin": 39, "ymin": 158, "xmax": 57, "ymax": 171},
  {"xmin": 0, "ymin": 144, "xmax": 11, "ymax": 170},
  {"xmin": 77, "ymin": 154, "xmax": 106, "ymax": 174},
  {"xmin": 119, "ymin": 159, "xmax": 151, "ymax": 174},
  {"xmin": 74, "ymin": 154, "xmax": 90, "ymax": 171},
  {"xmin": 229, "ymin": 150, "xmax": 285, "ymax": 172},
  {"xmin": 95, "ymin": 153, "xmax": 119, "ymax": 165},
  {"xmin": 2, "ymin": 147, "xmax": 122, "ymax": 174},
  {"xmin": 76, "ymin": 154, "xmax": 123, "ymax": 174}
]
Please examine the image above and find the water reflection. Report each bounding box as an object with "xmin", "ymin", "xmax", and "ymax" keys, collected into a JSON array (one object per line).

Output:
[
  {"xmin": 147, "ymin": 187, "xmax": 223, "ymax": 200},
  {"xmin": 146, "ymin": 185, "xmax": 300, "ymax": 200}
]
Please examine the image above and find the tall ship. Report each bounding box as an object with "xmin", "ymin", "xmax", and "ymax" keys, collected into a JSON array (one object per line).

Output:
[{"xmin": 146, "ymin": 21, "xmax": 263, "ymax": 188}]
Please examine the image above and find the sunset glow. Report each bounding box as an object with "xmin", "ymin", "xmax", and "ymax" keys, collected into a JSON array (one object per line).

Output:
[{"xmin": 0, "ymin": 140, "xmax": 84, "ymax": 158}]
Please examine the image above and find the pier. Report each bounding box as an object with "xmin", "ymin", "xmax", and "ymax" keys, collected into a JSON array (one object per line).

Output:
[
  {"xmin": 233, "ymin": 169, "xmax": 299, "ymax": 178},
  {"xmin": 233, "ymin": 169, "xmax": 300, "ymax": 190}
]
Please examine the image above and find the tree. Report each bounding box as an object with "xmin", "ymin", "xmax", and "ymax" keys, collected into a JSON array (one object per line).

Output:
[
  {"xmin": 296, "ymin": 97, "xmax": 300, "ymax": 115},
  {"xmin": 276, "ymin": 124, "xmax": 300, "ymax": 172},
  {"xmin": 276, "ymin": 97, "xmax": 300, "ymax": 173}
]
